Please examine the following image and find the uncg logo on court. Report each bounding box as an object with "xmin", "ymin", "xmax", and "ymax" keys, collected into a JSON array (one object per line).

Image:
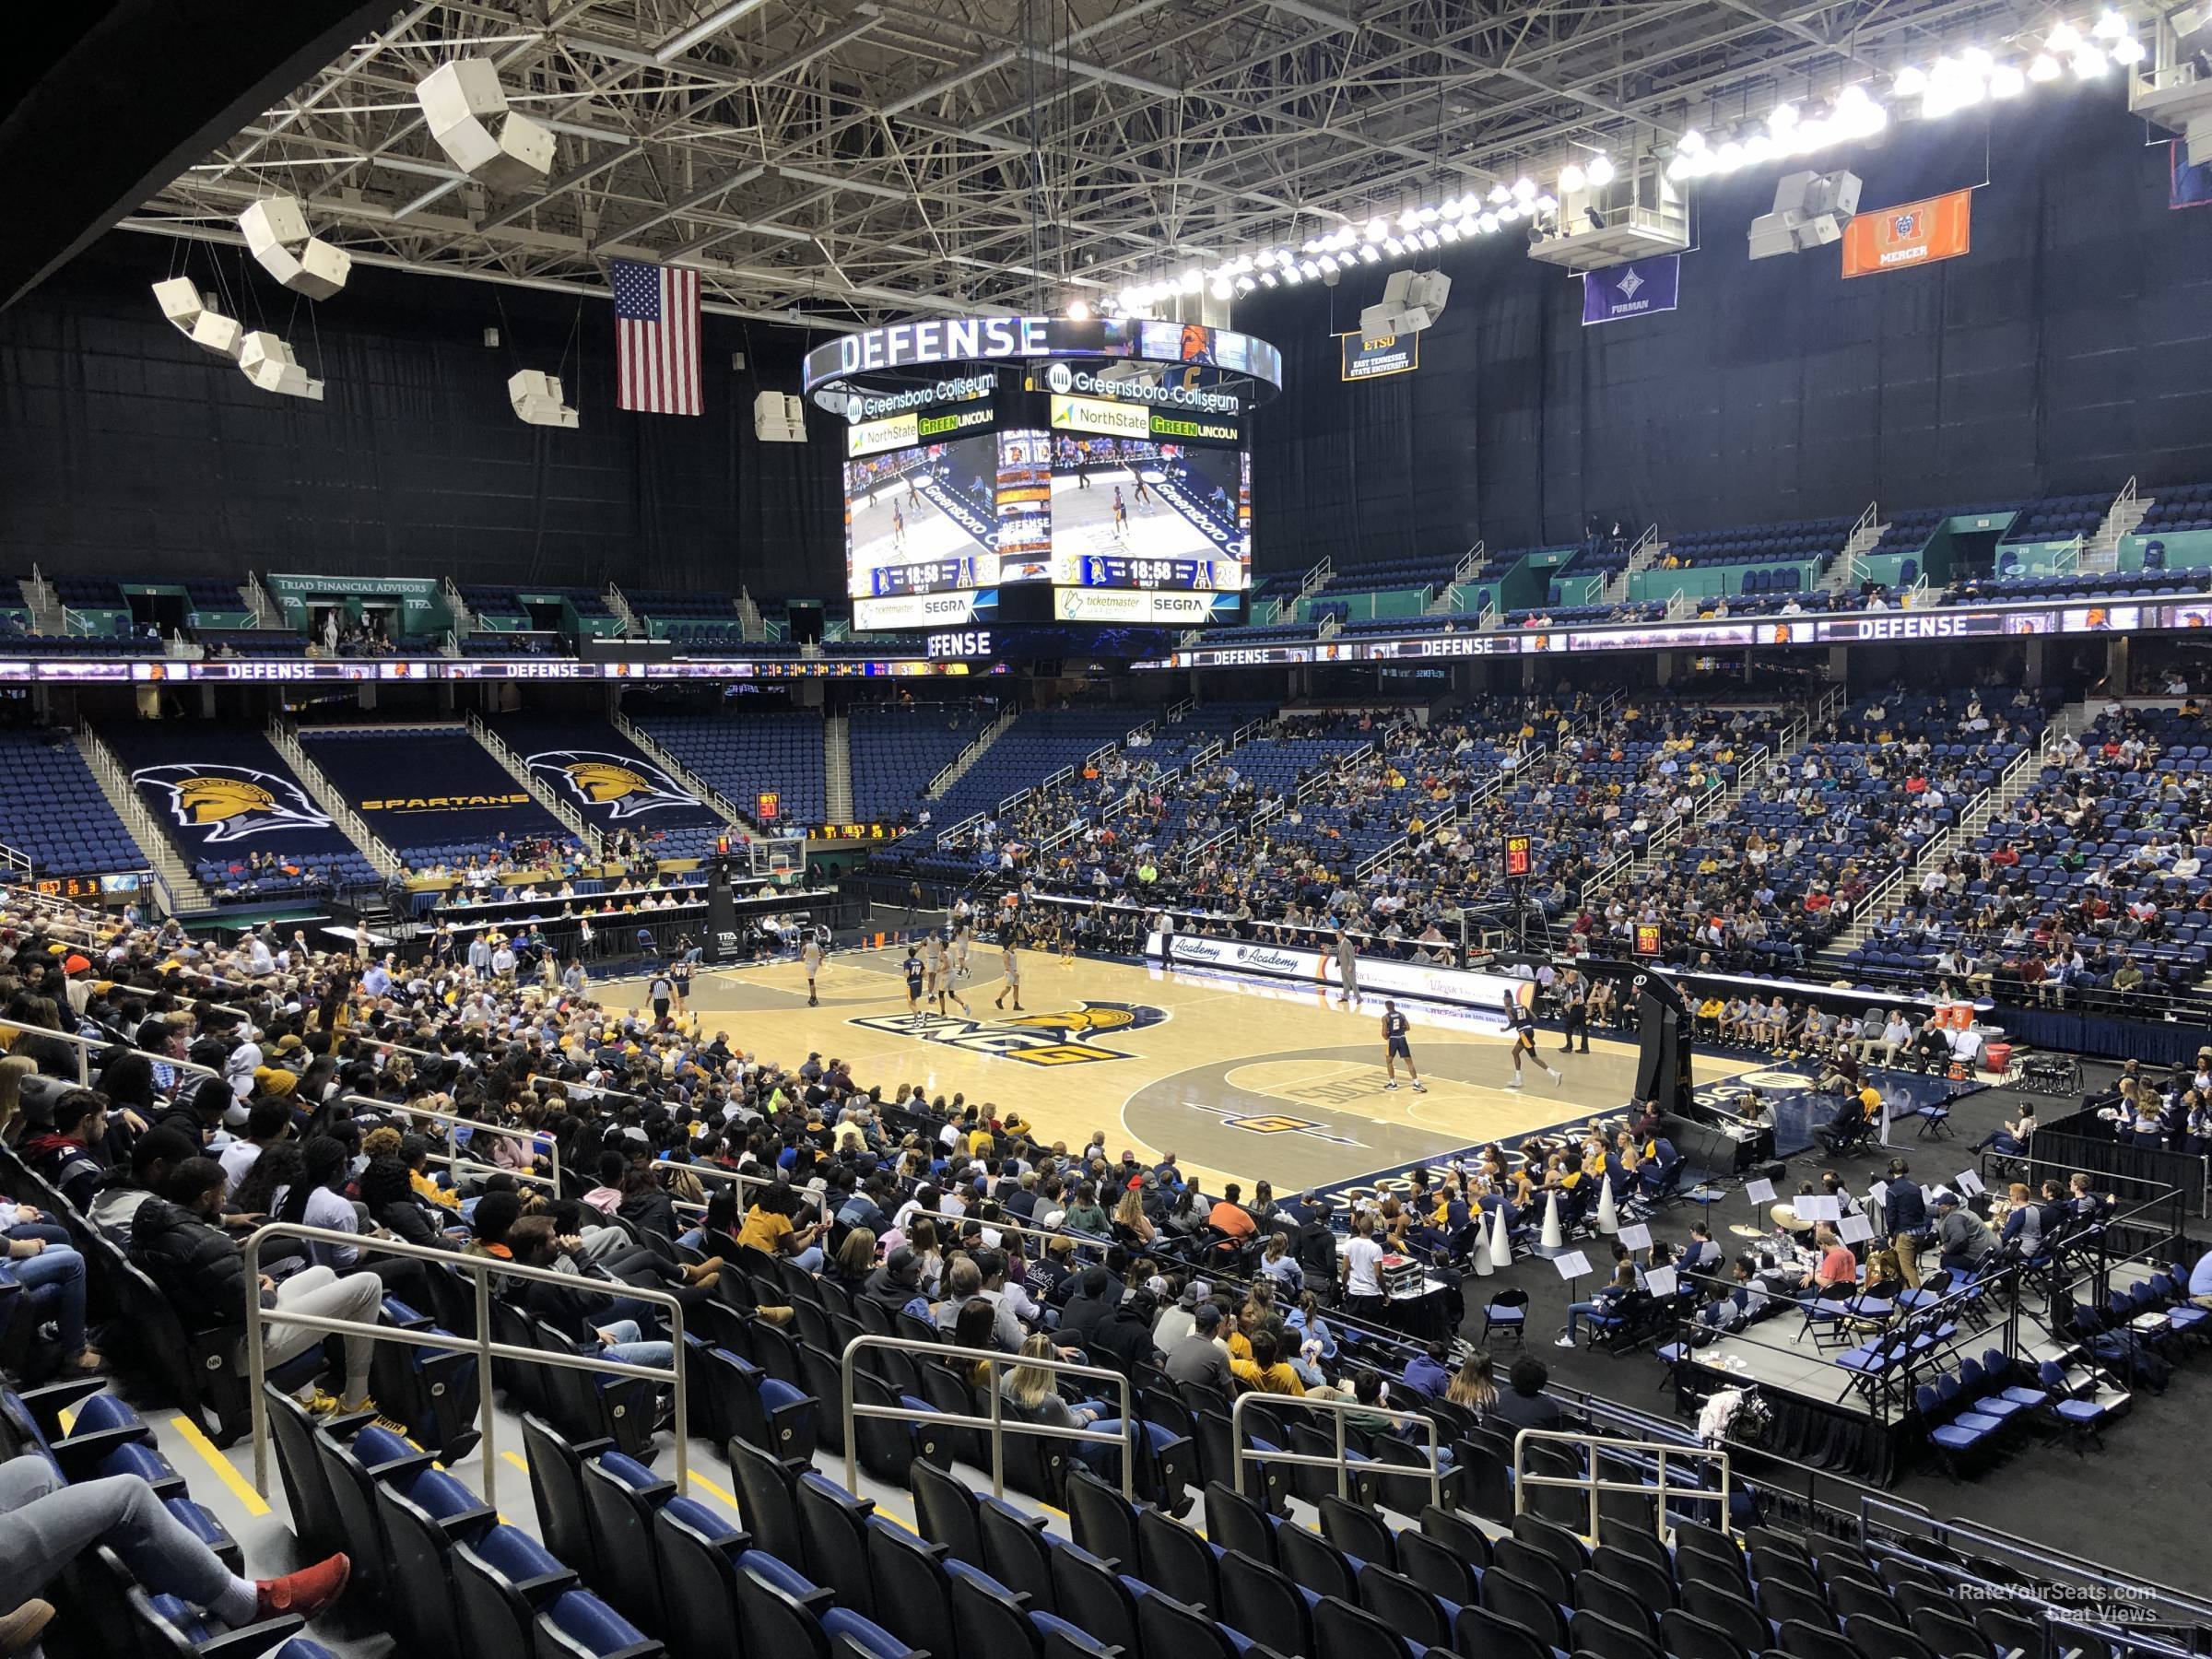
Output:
[{"xmin": 849, "ymin": 999, "xmax": 1168, "ymax": 1066}]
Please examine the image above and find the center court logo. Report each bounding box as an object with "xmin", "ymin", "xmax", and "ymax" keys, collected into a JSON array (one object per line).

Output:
[
  {"xmin": 524, "ymin": 749, "xmax": 702, "ymax": 819},
  {"xmin": 848, "ymin": 999, "xmax": 1168, "ymax": 1066},
  {"xmin": 132, "ymin": 763, "xmax": 335, "ymax": 844}
]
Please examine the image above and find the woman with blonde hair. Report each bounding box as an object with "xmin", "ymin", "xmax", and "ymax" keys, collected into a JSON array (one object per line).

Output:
[
  {"xmin": 1447, "ymin": 1348, "xmax": 1499, "ymax": 1415},
  {"xmin": 1002, "ymin": 1331, "xmax": 1104, "ymax": 1427},
  {"xmin": 1113, "ymin": 1182, "xmax": 1156, "ymax": 1247}
]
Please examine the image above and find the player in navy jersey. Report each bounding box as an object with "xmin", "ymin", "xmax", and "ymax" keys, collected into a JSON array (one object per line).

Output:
[
  {"xmin": 1381, "ymin": 1000, "xmax": 1426, "ymax": 1092},
  {"xmin": 1504, "ymin": 989, "xmax": 1563, "ymax": 1089},
  {"xmin": 902, "ymin": 948, "xmax": 926, "ymax": 1024}
]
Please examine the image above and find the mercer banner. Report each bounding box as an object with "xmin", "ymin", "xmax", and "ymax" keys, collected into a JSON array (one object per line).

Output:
[
  {"xmin": 1841, "ymin": 189, "xmax": 1972, "ymax": 277},
  {"xmin": 1580, "ymin": 254, "xmax": 1680, "ymax": 325}
]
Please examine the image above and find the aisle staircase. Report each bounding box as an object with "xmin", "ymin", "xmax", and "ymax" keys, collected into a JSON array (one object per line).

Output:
[
  {"xmin": 824, "ymin": 714, "xmax": 853, "ymax": 822},
  {"xmin": 264, "ymin": 718, "xmax": 405, "ymax": 880},
  {"xmin": 70, "ymin": 723, "xmax": 215, "ymax": 913},
  {"xmin": 924, "ymin": 706, "xmax": 1018, "ymax": 799},
  {"xmin": 465, "ymin": 712, "xmax": 606, "ymax": 858}
]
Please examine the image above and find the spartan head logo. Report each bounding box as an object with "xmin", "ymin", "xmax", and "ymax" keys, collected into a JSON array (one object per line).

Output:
[
  {"xmin": 133, "ymin": 764, "xmax": 335, "ymax": 844},
  {"xmin": 527, "ymin": 749, "xmax": 700, "ymax": 819},
  {"xmin": 998, "ymin": 1001, "xmax": 1169, "ymax": 1041}
]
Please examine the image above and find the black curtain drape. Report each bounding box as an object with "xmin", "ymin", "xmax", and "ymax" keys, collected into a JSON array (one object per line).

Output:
[
  {"xmin": 1240, "ymin": 93, "xmax": 2212, "ymax": 581},
  {"xmin": 0, "ymin": 233, "xmax": 847, "ymax": 597}
]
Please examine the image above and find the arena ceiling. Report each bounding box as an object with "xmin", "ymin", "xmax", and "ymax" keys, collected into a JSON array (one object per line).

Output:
[{"xmin": 125, "ymin": 0, "xmax": 2026, "ymax": 327}]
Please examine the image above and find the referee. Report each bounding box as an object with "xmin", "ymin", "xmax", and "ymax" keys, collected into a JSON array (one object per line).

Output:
[{"xmin": 1558, "ymin": 968, "xmax": 1592, "ymax": 1053}]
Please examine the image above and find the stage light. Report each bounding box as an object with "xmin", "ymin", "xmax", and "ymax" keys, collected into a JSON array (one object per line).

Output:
[
  {"xmin": 2029, "ymin": 52, "xmax": 2062, "ymax": 78},
  {"xmin": 1488, "ymin": 182, "xmax": 1511, "ymax": 203},
  {"xmin": 2094, "ymin": 9, "xmax": 2127, "ymax": 37},
  {"xmin": 1281, "ymin": 265, "xmax": 1302, "ymax": 284},
  {"xmin": 1066, "ymin": 298, "xmax": 1090, "ymax": 321},
  {"xmin": 2074, "ymin": 45, "xmax": 2108, "ymax": 74},
  {"xmin": 1559, "ymin": 162, "xmax": 1586, "ymax": 192},
  {"xmin": 1364, "ymin": 218, "xmax": 1388, "ymax": 241},
  {"xmin": 1318, "ymin": 254, "xmax": 1339, "ymax": 275},
  {"xmin": 1991, "ymin": 63, "xmax": 2027, "ymax": 95},
  {"xmin": 1260, "ymin": 272, "xmax": 1278, "ymax": 287},
  {"xmin": 1585, "ymin": 154, "xmax": 1616, "ymax": 185},
  {"xmin": 1383, "ymin": 236, "xmax": 1404, "ymax": 255},
  {"xmin": 417, "ymin": 58, "xmax": 553, "ymax": 190},
  {"xmin": 1746, "ymin": 133, "xmax": 1774, "ymax": 161},
  {"xmin": 1714, "ymin": 140, "xmax": 1745, "ymax": 171},
  {"xmin": 2112, "ymin": 33, "xmax": 2146, "ymax": 62},
  {"xmin": 1236, "ymin": 275, "xmax": 1258, "ymax": 291},
  {"xmin": 1298, "ymin": 259, "xmax": 1320, "ymax": 278},
  {"xmin": 1209, "ymin": 276, "xmax": 1233, "ymax": 299},
  {"xmin": 1893, "ymin": 65, "xmax": 1929, "ymax": 97},
  {"xmin": 1963, "ymin": 46, "xmax": 1995, "ymax": 73},
  {"xmin": 1358, "ymin": 244, "xmax": 1381, "ymax": 262},
  {"xmin": 1477, "ymin": 212, "xmax": 1500, "ymax": 232},
  {"xmin": 1512, "ymin": 177, "xmax": 1536, "ymax": 202},
  {"xmin": 1679, "ymin": 128, "xmax": 1707, "ymax": 154},
  {"xmin": 1439, "ymin": 220, "xmax": 1461, "ymax": 241},
  {"xmin": 1769, "ymin": 101, "xmax": 1800, "ymax": 132},
  {"xmin": 239, "ymin": 196, "xmax": 350, "ymax": 300},
  {"xmin": 1439, "ymin": 197, "xmax": 1465, "ymax": 217},
  {"xmin": 1533, "ymin": 196, "xmax": 1557, "ymax": 214},
  {"xmin": 2047, "ymin": 21, "xmax": 2083, "ymax": 51},
  {"xmin": 1498, "ymin": 202, "xmax": 1521, "ymax": 222},
  {"xmin": 508, "ymin": 369, "xmax": 577, "ymax": 428}
]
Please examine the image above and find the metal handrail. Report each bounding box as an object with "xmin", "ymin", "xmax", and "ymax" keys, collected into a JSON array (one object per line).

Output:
[
  {"xmin": 838, "ymin": 1333, "xmax": 1135, "ymax": 1500},
  {"xmin": 339, "ymin": 1091, "xmax": 563, "ymax": 1193},
  {"xmin": 243, "ymin": 1219, "xmax": 688, "ymax": 1511},
  {"xmin": 654, "ymin": 1157, "xmax": 1122, "ymax": 1256},
  {"xmin": 0, "ymin": 1014, "xmax": 224, "ymax": 1089},
  {"xmin": 1512, "ymin": 1425, "xmax": 1733, "ymax": 1537},
  {"xmin": 1231, "ymin": 1389, "xmax": 1442, "ymax": 1508}
]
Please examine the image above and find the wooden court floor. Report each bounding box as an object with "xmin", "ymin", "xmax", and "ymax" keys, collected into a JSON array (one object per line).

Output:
[{"xmin": 611, "ymin": 948, "xmax": 1767, "ymax": 1194}]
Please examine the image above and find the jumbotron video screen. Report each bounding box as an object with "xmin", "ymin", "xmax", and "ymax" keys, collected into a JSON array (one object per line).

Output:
[{"xmin": 844, "ymin": 430, "xmax": 1001, "ymax": 603}]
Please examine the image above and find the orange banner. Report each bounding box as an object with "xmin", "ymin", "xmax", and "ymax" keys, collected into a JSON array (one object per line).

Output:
[{"xmin": 1841, "ymin": 188, "xmax": 1972, "ymax": 277}]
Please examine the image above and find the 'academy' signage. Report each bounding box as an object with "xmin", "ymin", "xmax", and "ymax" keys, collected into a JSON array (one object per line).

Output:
[{"xmin": 849, "ymin": 999, "xmax": 1169, "ymax": 1065}]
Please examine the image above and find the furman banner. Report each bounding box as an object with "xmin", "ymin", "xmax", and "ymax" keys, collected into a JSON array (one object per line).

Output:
[
  {"xmin": 1340, "ymin": 331, "xmax": 1418, "ymax": 381},
  {"xmin": 1146, "ymin": 932, "xmax": 1529, "ymax": 1029},
  {"xmin": 1581, "ymin": 254, "xmax": 1680, "ymax": 325},
  {"xmin": 1841, "ymin": 189, "xmax": 1972, "ymax": 277}
]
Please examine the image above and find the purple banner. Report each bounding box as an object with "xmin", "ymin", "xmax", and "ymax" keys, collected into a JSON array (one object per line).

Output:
[{"xmin": 1581, "ymin": 253, "xmax": 1680, "ymax": 325}]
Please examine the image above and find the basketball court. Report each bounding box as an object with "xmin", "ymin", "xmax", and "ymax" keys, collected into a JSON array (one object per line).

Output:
[{"xmin": 612, "ymin": 947, "xmax": 1778, "ymax": 1194}]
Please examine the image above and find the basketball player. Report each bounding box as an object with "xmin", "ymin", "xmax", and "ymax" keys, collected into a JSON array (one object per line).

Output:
[
  {"xmin": 1382, "ymin": 999, "xmax": 1425, "ymax": 1092},
  {"xmin": 1132, "ymin": 468, "xmax": 1153, "ymax": 511},
  {"xmin": 1504, "ymin": 990, "xmax": 1563, "ymax": 1089},
  {"xmin": 1111, "ymin": 486, "xmax": 1129, "ymax": 544},
  {"xmin": 1333, "ymin": 926, "xmax": 1360, "ymax": 1009},
  {"xmin": 1057, "ymin": 912, "xmax": 1077, "ymax": 966},
  {"xmin": 994, "ymin": 931, "xmax": 1024, "ymax": 1012},
  {"xmin": 800, "ymin": 930, "xmax": 824, "ymax": 1006},
  {"xmin": 932, "ymin": 931, "xmax": 972, "ymax": 1017},
  {"xmin": 905, "ymin": 470, "xmax": 921, "ymax": 508},
  {"xmin": 950, "ymin": 914, "xmax": 972, "ymax": 979},
  {"xmin": 892, "ymin": 502, "xmax": 907, "ymax": 550},
  {"xmin": 902, "ymin": 947, "xmax": 927, "ymax": 1025}
]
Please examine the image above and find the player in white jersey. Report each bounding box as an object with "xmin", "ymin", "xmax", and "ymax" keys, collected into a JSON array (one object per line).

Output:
[
  {"xmin": 926, "ymin": 935, "xmax": 971, "ymax": 1017},
  {"xmin": 800, "ymin": 933, "xmax": 824, "ymax": 1006},
  {"xmin": 950, "ymin": 918, "xmax": 972, "ymax": 978},
  {"xmin": 994, "ymin": 935, "xmax": 1023, "ymax": 1011}
]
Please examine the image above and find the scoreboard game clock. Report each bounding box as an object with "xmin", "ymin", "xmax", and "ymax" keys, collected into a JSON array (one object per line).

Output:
[{"xmin": 1503, "ymin": 833, "xmax": 1534, "ymax": 878}]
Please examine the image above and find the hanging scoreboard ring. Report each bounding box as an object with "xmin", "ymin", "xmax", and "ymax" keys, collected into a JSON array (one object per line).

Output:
[{"xmin": 802, "ymin": 315, "xmax": 1284, "ymax": 417}]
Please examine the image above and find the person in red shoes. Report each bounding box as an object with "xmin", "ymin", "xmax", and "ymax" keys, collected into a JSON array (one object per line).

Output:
[{"xmin": 0, "ymin": 1455, "xmax": 349, "ymax": 1632}]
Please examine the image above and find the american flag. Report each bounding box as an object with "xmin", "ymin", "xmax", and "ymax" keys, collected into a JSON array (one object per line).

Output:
[{"xmin": 611, "ymin": 257, "xmax": 701, "ymax": 416}]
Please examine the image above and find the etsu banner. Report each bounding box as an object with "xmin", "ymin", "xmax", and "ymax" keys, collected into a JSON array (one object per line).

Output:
[
  {"xmin": 1841, "ymin": 189, "xmax": 1972, "ymax": 277},
  {"xmin": 1581, "ymin": 254, "xmax": 1679, "ymax": 325}
]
